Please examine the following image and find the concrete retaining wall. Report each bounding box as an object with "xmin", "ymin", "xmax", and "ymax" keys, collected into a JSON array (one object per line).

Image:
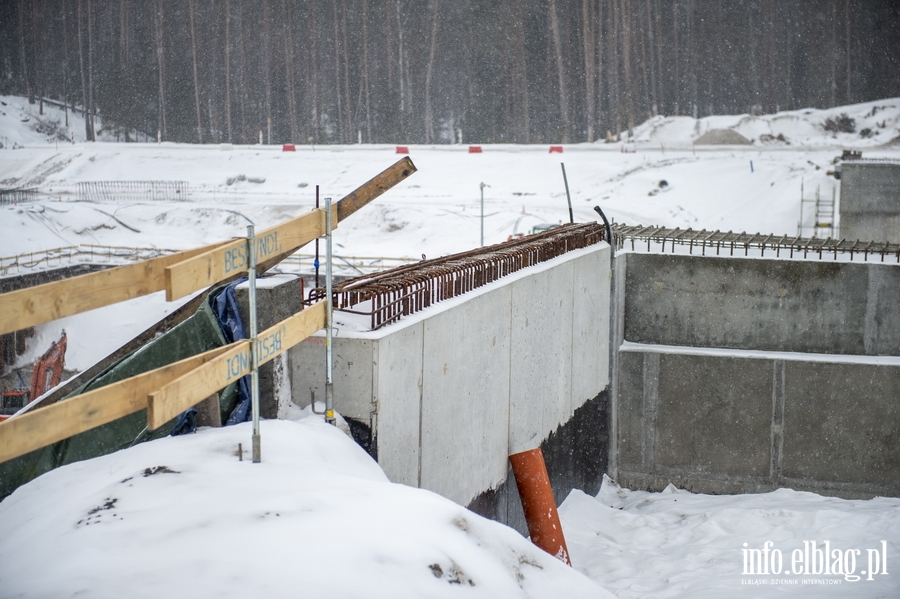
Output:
[
  {"xmin": 840, "ymin": 162, "xmax": 900, "ymax": 242},
  {"xmin": 290, "ymin": 244, "xmax": 611, "ymax": 519},
  {"xmin": 613, "ymin": 252, "xmax": 900, "ymax": 498},
  {"xmin": 623, "ymin": 253, "xmax": 900, "ymax": 355},
  {"xmin": 616, "ymin": 345, "xmax": 900, "ymax": 498}
]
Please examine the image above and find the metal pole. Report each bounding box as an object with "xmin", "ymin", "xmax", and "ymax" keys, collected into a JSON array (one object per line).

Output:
[
  {"xmin": 324, "ymin": 197, "xmax": 336, "ymax": 426},
  {"xmin": 561, "ymin": 163, "xmax": 574, "ymax": 224},
  {"xmin": 315, "ymin": 185, "xmax": 320, "ymax": 288},
  {"xmin": 247, "ymin": 225, "xmax": 261, "ymax": 463},
  {"xmin": 479, "ymin": 182, "xmax": 487, "ymax": 246}
]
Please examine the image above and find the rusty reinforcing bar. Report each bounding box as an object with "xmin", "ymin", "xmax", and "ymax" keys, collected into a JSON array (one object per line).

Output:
[
  {"xmin": 612, "ymin": 224, "xmax": 900, "ymax": 263},
  {"xmin": 308, "ymin": 222, "xmax": 606, "ymax": 331}
]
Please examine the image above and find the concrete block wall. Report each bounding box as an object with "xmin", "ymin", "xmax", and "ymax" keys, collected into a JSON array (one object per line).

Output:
[
  {"xmin": 290, "ymin": 244, "xmax": 611, "ymax": 513},
  {"xmin": 840, "ymin": 162, "xmax": 900, "ymax": 242},
  {"xmin": 235, "ymin": 275, "xmax": 303, "ymax": 419},
  {"xmin": 612, "ymin": 252, "xmax": 900, "ymax": 499}
]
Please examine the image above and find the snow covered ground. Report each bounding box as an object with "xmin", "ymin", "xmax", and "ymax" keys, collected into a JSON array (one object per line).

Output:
[
  {"xmin": 0, "ymin": 416, "xmax": 610, "ymax": 599},
  {"xmin": 2, "ymin": 96, "xmax": 900, "ymax": 597},
  {"xmin": 0, "ymin": 411, "xmax": 896, "ymax": 598}
]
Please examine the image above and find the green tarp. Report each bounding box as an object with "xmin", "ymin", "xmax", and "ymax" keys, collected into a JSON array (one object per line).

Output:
[{"xmin": 0, "ymin": 295, "xmax": 239, "ymax": 500}]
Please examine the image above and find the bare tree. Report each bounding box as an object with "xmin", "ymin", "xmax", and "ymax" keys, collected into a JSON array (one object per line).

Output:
[
  {"xmin": 86, "ymin": 0, "xmax": 96, "ymax": 135},
  {"xmin": 396, "ymin": 1, "xmax": 407, "ymax": 138},
  {"xmin": 645, "ymin": 0, "xmax": 658, "ymax": 116},
  {"xmin": 845, "ymin": 0, "xmax": 851, "ymax": 103},
  {"xmin": 263, "ymin": 0, "xmax": 272, "ymax": 143},
  {"xmin": 225, "ymin": 0, "xmax": 233, "ymax": 142},
  {"xmin": 424, "ymin": 0, "xmax": 439, "ymax": 143},
  {"xmin": 548, "ymin": 0, "xmax": 570, "ymax": 143},
  {"xmin": 189, "ymin": 0, "xmax": 203, "ymax": 143},
  {"xmin": 362, "ymin": 0, "xmax": 372, "ymax": 142},
  {"xmin": 610, "ymin": 0, "xmax": 622, "ymax": 133},
  {"xmin": 308, "ymin": 0, "xmax": 319, "ymax": 142},
  {"xmin": 332, "ymin": 0, "xmax": 344, "ymax": 142},
  {"xmin": 237, "ymin": 3, "xmax": 248, "ymax": 142},
  {"xmin": 340, "ymin": 0, "xmax": 352, "ymax": 141},
  {"xmin": 621, "ymin": 0, "xmax": 635, "ymax": 130},
  {"xmin": 18, "ymin": 0, "xmax": 32, "ymax": 104},
  {"xmin": 7, "ymin": 1, "xmax": 900, "ymax": 146},
  {"xmin": 77, "ymin": 0, "xmax": 95, "ymax": 140},
  {"xmin": 506, "ymin": 0, "xmax": 530, "ymax": 143},
  {"xmin": 154, "ymin": 0, "xmax": 166, "ymax": 139},
  {"xmin": 582, "ymin": 0, "xmax": 595, "ymax": 141}
]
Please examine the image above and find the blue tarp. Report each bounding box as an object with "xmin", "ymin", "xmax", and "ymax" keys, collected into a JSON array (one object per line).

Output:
[{"xmin": 210, "ymin": 279, "xmax": 252, "ymax": 426}]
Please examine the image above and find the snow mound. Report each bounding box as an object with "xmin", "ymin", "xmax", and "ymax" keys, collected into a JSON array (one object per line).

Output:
[
  {"xmin": 693, "ymin": 129, "xmax": 752, "ymax": 145},
  {"xmin": 0, "ymin": 417, "xmax": 611, "ymax": 599},
  {"xmin": 628, "ymin": 98, "xmax": 900, "ymax": 148}
]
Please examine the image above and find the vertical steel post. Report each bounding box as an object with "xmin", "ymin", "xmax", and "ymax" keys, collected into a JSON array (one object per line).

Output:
[
  {"xmin": 561, "ymin": 162, "xmax": 574, "ymax": 224},
  {"xmin": 315, "ymin": 185, "xmax": 320, "ymax": 288},
  {"xmin": 247, "ymin": 225, "xmax": 261, "ymax": 463},
  {"xmin": 479, "ymin": 182, "xmax": 487, "ymax": 246},
  {"xmin": 324, "ymin": 197, "xmax": 336, "ymax": 426}
]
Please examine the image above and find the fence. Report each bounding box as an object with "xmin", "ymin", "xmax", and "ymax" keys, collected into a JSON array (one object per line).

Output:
[
  {"xmin": 76, "ymin": 181, "xmax": 191, "ymax": 203},
  {"xmin": 0, "ymin": 245, "xmax": 180, "ymax": 276},
  {"xmin": 0, "ymin": 245, "xmax": 419, "ymax": 278},
  {"xmin": 0, "ymin": 188, "xmax": 42, "ymax": 206}
]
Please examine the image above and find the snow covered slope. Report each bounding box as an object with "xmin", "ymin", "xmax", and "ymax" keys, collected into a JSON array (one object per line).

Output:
[
  {"xmin": 3, "ymin": 96, "xmax": 900, "ymax": 264},
  {"xmin": 0, "ymin": 416, "xmax": 610, "ymax": 599},
  {"xmin": 1, "ymin": 411, "xmax": 896, "ymax": 598},
  {"xmin": 629, "ymin": 98, "xmax": 900, "ymax": 148}
]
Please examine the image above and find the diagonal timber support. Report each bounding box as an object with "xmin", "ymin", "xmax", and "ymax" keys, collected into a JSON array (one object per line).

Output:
[
  {"xmin": 147, "ymin": 300, "xmax": 326, "ymax": 430},
  {"xmin": 0, "ymin": 240, "xmax": 231, "ymax": 336},
  {"xmin": 0, "ymin": 345, "xmax": 232, "ymax": 464},
  {"xmin": 0, "ymin": 301, "xmax": 327, "ymax": 463},
  {"xmin": 164, "ymin": 156, "xmax": 417, "ymax": 301}
]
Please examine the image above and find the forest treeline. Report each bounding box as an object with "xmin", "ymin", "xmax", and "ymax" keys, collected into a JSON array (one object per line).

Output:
[{"xmin": 2, "ymin": 0, "xmax": 899, "ymax": 145}]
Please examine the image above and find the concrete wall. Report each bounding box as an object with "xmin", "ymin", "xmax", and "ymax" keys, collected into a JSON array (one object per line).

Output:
[
  {"xmin": 616, "ymin": 346, "xmax": 900, "ymax": 498},
  {"xmin": 840, "ymin": 213, "xmax": 900, "ymax": 245},
  {"xmin": 290, "ymin": 244, "xmax": 611, "ymax": 513},
  {"xmin": 840, "ymin": 162, "xmax": 900, "ymax": 242},
  {"xmin": 235, "ymin": 275, "xmax": 303, "ymax": 419},
  {"xmin": 613, "ymin": 252, "xmax": 900, "ymax": 499},
  {"xmin": 623, "ymin": 253, "xmax": 900, "ymax": 356}
]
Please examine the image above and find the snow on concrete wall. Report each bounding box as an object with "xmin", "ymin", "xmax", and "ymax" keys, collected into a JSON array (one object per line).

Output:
[{"xmin": 290, "ymin": 243, "xmax": 611, "ymax": 507}]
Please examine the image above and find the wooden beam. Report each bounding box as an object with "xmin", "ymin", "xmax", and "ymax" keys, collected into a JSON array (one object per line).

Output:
[
  {"xmin": 164, "ymin": 209, "xmax": 326, "ymax": 301},
  {"xmin": 164, "ymin": 157, "xmax": 418, "ymax": 301},
  {"xmin": 147, "ymin": 301, "xmax": 327, "ymax": 429},
  {"xmin": 336, "ymin": 156, "xmax": 417, "ymax": 222},
  {"xmin": 0, "ymin": 241, "xmax": 231, "ymax": 336},
  {"xmin": 0, "ymin": 345, "xmax": 232, "ymax": 464}
]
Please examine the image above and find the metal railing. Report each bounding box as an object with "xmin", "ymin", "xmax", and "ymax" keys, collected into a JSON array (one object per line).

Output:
[
  {"xmin": 0, "ymin": 245, "xmax": 418, "ymax": 278},
  {"xmin": 279, "ymin": 253, "xmax": 418, "ymax": 275},
  {"xmin": 76, "ymin": 181, "xmax": 190, "ymax": 203},
  {"xmin": 309, "ymin": 222, "xmax": 607, "ymax": 330},
  {"xmin": 0, "ymin": 245, "xmax": 181, "ymax": 276},
  {"xmin": 611, "ymin": 224, "xmax": 900, "ymax": 263},
  {"xmin": 0, "ymin": 188, "xmax": 42, "ymax": 206}
]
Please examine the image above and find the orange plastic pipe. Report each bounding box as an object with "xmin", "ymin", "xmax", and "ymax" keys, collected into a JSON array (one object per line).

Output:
[{"xmin": 509, "ymin": 447, "xmax": 571, "ymax": 565}]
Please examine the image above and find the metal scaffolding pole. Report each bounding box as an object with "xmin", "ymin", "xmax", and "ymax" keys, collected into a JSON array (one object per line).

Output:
[
  {"xmin": 324, "ymin": 198, "xmax": 335, "ymax": 426},
  {"xmin": 247, "ymin": 224, "xmax": 262, "ymax": 462}
]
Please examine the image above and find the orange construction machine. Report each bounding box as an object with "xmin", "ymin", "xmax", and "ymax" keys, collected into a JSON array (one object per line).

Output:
[{"xmin": 0, "ymin": 332, "xmax": 67, "ymax": 421}]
